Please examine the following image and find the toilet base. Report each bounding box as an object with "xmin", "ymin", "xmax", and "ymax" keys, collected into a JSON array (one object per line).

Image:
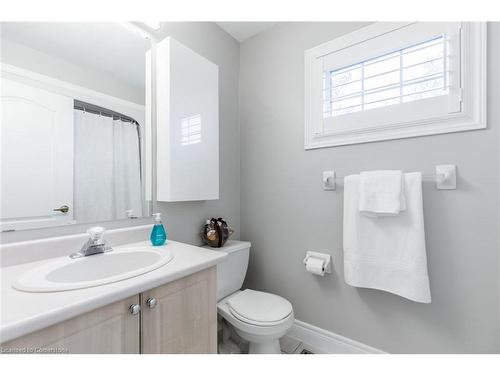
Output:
[{"xmin": 249, "ymin": 339, "xmax": 281, "ymax": 354}]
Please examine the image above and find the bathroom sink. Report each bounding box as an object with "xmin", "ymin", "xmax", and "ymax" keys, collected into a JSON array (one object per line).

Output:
[{"xmin": 12, "ymin": 247, "xmax": 174, "ymax": 292}]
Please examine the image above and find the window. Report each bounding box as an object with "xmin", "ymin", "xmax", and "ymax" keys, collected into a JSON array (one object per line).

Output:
[
  {"xmin": 324, "ymin": 36, "xmax": 448, "ymax": 118},
  {"xmin": 305, "ymin": 22, "xmax": 487, "ymax": 149}
]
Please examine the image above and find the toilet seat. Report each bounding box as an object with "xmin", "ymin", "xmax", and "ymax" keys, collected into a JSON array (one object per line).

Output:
[
  {"xmin": 226, "ymin": 289, "xmax": 293, "ymax": 327},
  {"xmin": 217, "ymin": 290, "xmax": 295, "ymax": 353}
]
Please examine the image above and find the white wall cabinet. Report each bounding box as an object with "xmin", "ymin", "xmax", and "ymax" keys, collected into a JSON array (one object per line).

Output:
[
  {"xmin": 2, "ymin": 268, "xmax": 217, "ymax": 354},
  {"xmin": 148, "ymin": 37, "xmax": 219, "ymax": 202}
]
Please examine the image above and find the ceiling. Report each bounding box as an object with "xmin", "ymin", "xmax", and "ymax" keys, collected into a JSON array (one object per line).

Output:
[
  {"xmin": 1, "ymin": 22, "xmax": 150, "ymax": 90},
  {"xmin": 216, "ymin": 22, "xmax": 277, "ymax": 42}
]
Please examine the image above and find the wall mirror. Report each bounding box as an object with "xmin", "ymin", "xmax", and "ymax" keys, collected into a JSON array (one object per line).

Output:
[{"xmin": 1, "ymin": 22, "xmax": 152, "ymax": 231}]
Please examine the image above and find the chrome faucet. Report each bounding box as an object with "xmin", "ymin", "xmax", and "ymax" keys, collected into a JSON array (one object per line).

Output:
[{"xmin": 70, "ymin": 227, "xmax": 113, "ymax": 259}]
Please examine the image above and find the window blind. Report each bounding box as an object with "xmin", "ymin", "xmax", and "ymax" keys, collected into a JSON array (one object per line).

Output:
[{"xmin": 323, "ymin": 36, "xmax": 448, "ymax": 118}]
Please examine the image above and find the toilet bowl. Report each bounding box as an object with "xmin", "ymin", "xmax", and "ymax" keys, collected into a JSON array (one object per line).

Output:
[
  {"xmin": 205, "ymin": 240, "xmax": 294, "ymax": 354},
  {"xmin": 218, "ymin": 289, "xmax": 294, "ymax": 354}
]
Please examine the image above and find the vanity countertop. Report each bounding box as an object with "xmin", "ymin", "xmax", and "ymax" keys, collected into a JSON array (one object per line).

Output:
[{"xmin": 0, "ymin": 240, "xmax": 226, "ymax": 343}]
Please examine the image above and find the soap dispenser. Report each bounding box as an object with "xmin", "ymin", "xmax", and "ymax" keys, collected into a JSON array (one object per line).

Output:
[{"xmin": 150, "ymin": 213, "xmax": 167, "ymax": 246}]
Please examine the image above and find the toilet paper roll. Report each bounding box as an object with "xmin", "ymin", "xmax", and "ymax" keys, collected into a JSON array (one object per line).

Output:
[{"xmin": 305, "ymin": 257, "xmax": 325, "ymax": 276}]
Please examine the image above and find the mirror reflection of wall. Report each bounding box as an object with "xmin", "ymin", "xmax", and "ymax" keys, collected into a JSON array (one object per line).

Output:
[{"xmin": 0, "ymin": 22, "xmax": 151, "ymax": 231}]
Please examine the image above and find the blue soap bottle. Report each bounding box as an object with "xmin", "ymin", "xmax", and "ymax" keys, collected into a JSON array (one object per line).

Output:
[{"xmin": 150, "ymin": 213, "xmax": 167, "ymax": 246}]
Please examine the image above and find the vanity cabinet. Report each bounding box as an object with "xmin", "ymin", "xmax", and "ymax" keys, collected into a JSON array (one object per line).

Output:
[
  {"xmin": 3, "ymin": 295, "xmax": 140, "ymax": 354},
  {"xmin": 2, "ymin": 267, "xmax": 217, "ymax": 354},
  {"xmin": 141, "ymin": 267, "xmax": 217, "ymax": 353}
]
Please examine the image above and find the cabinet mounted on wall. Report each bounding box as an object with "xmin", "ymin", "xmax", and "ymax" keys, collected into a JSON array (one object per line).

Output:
[{"xmin": 147, "ymin": 37, "xmax": 219, "ymax": 202}]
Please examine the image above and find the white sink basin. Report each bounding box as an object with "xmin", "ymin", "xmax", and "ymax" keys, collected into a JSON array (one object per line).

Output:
[{"xmin": 12, "ymin": 246, "xmax": 174, "ymax": 292}]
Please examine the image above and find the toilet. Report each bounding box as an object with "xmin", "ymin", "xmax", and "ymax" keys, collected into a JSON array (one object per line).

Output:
[{"xmin": 209, "ymin": 240, "xmax": 294, "ymax": 354}]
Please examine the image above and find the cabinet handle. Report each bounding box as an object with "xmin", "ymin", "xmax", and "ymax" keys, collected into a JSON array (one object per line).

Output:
[
  {"xmin": 129, "ymin": 304, "xmax": 141, "ymax": 315},
  {"xmin": 146, "ymin": 297, "xmax": 158, "ymax": 309}
]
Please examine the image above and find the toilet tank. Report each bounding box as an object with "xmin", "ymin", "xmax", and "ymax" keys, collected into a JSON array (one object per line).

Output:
[{"xmin": 205, "ymin": 240, "xmax": 251, "ymax": 301}]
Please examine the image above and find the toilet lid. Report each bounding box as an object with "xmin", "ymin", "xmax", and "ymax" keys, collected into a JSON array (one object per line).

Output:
[{"xmin": 227, "ymin": 289, "xmax": 293, "ymax": 325}]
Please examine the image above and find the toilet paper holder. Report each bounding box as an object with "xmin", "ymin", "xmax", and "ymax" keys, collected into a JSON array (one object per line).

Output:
[{"xmin": 303, "ymin": 251, "xmax": 332, "ymax": 274}]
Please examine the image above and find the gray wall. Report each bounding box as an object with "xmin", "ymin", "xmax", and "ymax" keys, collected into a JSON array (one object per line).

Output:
[
  {"xmin": 239, "ymin": 22, "xmax": 500, "ymax": 353},
  {"xmin": 153, "ymin": 22, "xmax": 241, "ymax": 245}
]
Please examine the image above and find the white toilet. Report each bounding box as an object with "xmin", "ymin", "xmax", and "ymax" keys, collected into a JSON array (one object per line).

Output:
[{"xmin": 211, "ymin": 240, "xmax": 294, "ymax": 354}]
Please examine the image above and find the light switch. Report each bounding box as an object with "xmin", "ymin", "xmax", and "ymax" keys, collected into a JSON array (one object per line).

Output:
[{"xmin": 323, "ymin": 170, "xmax": 336, "ymax": 190}]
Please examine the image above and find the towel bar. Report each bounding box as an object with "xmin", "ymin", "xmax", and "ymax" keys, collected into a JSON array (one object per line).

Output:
[{"xmin": 323, "ymin": 164, "xmax": 456, "ymax": 191}]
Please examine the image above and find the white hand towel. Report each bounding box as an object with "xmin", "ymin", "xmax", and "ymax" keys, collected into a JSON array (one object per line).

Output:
[
  {"xmin": 343, "ymin": 172, "xmax": 431, "ymax": 303},
  {"xmin": 358, "ymin": 170, "xmax": 406, "ymax": 217}
]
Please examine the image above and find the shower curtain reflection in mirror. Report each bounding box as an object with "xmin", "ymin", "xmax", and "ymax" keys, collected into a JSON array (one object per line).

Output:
[{"xmin": 73, "ymin": 110, "xmax": 143, "ymax": 223}]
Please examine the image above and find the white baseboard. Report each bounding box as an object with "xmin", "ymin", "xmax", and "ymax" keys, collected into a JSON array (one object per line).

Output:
[{"xmin": 286, "ymin": 320, "xmax": 386, "ymax": 354}]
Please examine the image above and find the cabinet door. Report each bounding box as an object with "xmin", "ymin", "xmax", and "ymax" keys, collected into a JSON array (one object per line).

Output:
[
  {"xmin": 141, "ymin": 267, "xmax": 217, "ymax": 354},
  {"xmin": 2, "ymin": 295, "xmax": 140, "ymax": 354},
  {"xmin": 150, "ymin": 37, "xmax": 219, "ymax": 202}
]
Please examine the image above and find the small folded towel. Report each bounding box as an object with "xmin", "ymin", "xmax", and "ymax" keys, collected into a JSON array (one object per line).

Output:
[
  {"xmin": 343, "ymin": 172, "xmax": 431, "ymax": 303},
  {"xmin": 358, "ymin": 170, "xmax": 406, "ymax": 217}
]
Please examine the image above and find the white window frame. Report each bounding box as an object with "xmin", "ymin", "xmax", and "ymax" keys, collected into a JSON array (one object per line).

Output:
[{"xmin": 304, "ymin": 22, "xmax": 487, "ymax": 149}]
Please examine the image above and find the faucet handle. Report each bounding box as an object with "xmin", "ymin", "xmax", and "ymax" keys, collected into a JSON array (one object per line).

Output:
[
  {"xmin": 87, "ymin": 226, "xmax": 106, "ymax": 243},
  {"xmin": 70, "ymin": 226, "xmax": 111, "ymax": 258}
]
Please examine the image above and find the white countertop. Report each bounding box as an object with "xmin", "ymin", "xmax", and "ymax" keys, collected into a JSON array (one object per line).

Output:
[{"xmin": 0, "ymin": 240, "xmax": 226, "ymax": 343}]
